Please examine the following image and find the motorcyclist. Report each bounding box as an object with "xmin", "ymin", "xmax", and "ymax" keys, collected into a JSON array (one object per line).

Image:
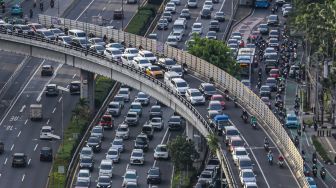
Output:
[
  {"xmin": 242, "ymin": 109, "xmax": 248, "ymax": 119},
  {"xmin": 264, "ymin": 137, "xmax": 269, "ymax": 145},
  {"xmin": 267, "ymin": 150, "xmax": 273, "ymax": 163},
  {"xmin": 312, "ymin": 164, "xmax": 318, "ymax": 177},
  {"xmin": 320, "ymin": 167, "xmax": 326, "ymax": 179},
  {"xmin": 250, "ymin": 115, "xmax": 257, "ymax": 125}
]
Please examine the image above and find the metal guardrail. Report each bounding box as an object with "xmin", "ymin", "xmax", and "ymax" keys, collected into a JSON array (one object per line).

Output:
[{"xmin": 0, "ymin": 30, "xmax": 234, "ymax": 187}]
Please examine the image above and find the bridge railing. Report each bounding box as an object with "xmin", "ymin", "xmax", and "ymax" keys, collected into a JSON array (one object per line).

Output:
[
  {"xmin": 0, "ymin": 30, "xmax": 237, "ymax": 188},
  {"xmin": 37, "ymin": 14, "xmax": 309, "ymax": 187}
]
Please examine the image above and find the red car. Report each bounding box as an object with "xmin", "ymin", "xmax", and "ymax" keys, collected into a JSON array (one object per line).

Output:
[
  {"xmin": 98, "ymin": 113, "xmax": 114, "ymax": 129},
  {"xmin": 211, "ymin": 94, "xmax": 225, "ymax": 109},
  {"xmin": 269, "ymin": 68, "xmax": 280, "ymax": 78}
]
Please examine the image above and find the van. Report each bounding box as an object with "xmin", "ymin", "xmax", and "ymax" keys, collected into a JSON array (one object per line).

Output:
[
  {"xmin": 169, "ymin": 78, "xmax": 189, "ymax": 96},
  {"xmin": 223, "ymin": 126, "xmax": 240, "ymax": 144},
  {"xmin": 237, "ymin": 156, "xmax": 253, "ymax": 171},
  {"xmin": 99, "ymin": 159, "xmax": 113, "ymax": 178},
  {"xmin": 173, "ymin": 18, "xmax": 187, "ymax": 34},
  {"xmin": 45, "ymin": 84, "xmax": 59, "ymax": 96},
  {"xmin": 40, "ymin": 126, "xmax": 53, "ymax": 140},
  {"xmin": 68, "ymin": 29, "xmax": 86, "ymax": 39},
  {"xmin": 164, "ymin": 71, "xmax": 181, "ymax": 85}
]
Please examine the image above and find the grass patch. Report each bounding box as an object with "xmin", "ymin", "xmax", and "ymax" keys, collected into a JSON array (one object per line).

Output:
[
  {"xmin": 124, "ymin": 5, "xmax": 157, "ymax": 36},
  {"xmin": 172, "ymin": 169, "xmax": 197, "ymax": 188},
  {"xmin": 312, "ymin": 135, "xmax": 332, "ymax": 163},
  {"xmin": 95, "ymin": 76, "xmax": 115, "ymax": 108}
]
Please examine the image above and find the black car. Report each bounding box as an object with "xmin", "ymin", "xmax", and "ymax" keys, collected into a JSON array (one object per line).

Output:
[
  {"xmin": 79, "ymin": 157, "xmax": 94, "ymax": 171},
  {"xmin": 134, "ymin": 134, "xmax": 149, "ymax": 152},
  {"xmin": 147, "ymin": 167, "xmax": 161, "ymax": 184},
  {"xmin": 199, "ymin": 83, "xmax": 217, "ymax": 99},
  {"xmin": 86, "ymin": 136, "xmax": 102, "ymax": 152},
  {"xmin": 12, "ymin": 153, "xmax": 27, "ymax": 167},
  {"xmin": 40, "ymin": 147, "xmax": 53, "ymax": 162},
  {"xmin": 41, "ymin": 65, "xmax": 54, "ymax": 76},
  {"xmin": 97, "ymin": 175, "xmax": 112, "ymax": 188},
  {"xmin": 69, "ymin": 81, "xmax": 81, "ymax": 95},
  {"xmin": 201, "ymin": 8, "xmax": 211, "ymax": 19},
  {"xmin": 149, "ymin": 105, "xmax": 163, "ymax": 119},
  {"xmin": 168, "ymin": 115, "xmax": 183, "ymax": 131}
]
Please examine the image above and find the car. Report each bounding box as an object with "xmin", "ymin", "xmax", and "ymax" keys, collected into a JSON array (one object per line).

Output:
[
  {"xmin": 223, "ymin": 126, "xmax": 240, "ymax": 144},
  {"xmin": 267, "ymin": 14, "xmax": 279, "ymax": 26},
  {"xmin": 40, "ymin": 146, "xmax": 52, "ymax": 162},
  {"xmin": 192, "ymin": 22, "xmax": 203, "ymax": 35},
  {"xmin": 258, "ymin": 23, "xmax": 269, "ymax": 34},
  {"xmin": 80, "ymin": 147, "xmax": 93, "ymax": 160},
  {"xmin": 0, "ymin": 23, "xmax": 14, "ymax": 34},
  {"xmin": 134, "ymin": 92, "xmax": 150, "ymax": 106},
  {"xmin": 69, "ymin": 81, "xmax": 80, "ymax": 95},
  {"xmin": 157, "ymin": 58, "xmax": 176, "ymax": 70},
  {"xmin": 282, "ymin": 4, "xmax": 292, "ymax": 12},
  {"xmin": 203, "ymin": 0, "xmax": 214, "ymax": 10},
  {"xmin": 185, "ymin": 88, "xmax": 205, "ymax": 105},
  {"xmin": 106, "ymin": 147, "xmax": 120, "ymax": 163},
  {"xmin": 149, "ymin": 105, "xmax": 163, "ymax": 119},
  {"xmin": 40, "ymin": 126, "xmax": 54, "ymax": 140},
  {"xmin": 118, "ymin": 88, "xmax": 130, "ymax": 102},
  {"xmin": 113, "ymin": 95, "xmax": 125, "ymax": 108},
  {"xmin": 147, "ymin": 167, "xmax": 161, "ymax": 184},
  {"xmin": 88, "ymin": 37, "xmax": 105, "ymax": 46},
  {"xmin": 199, "ymin": 83, "xmax": 216, "ymax": 99},
  {"xmin": 134, "ymin": 133, "xmax": 149, "ymax": 151},
  {"xmin": 260, "ymin": 85, "xmax": 271, "ymax": 98},
  {"xmin": 122, "ymin": 169, "xmax": 138, "ymax": 187},
  {"xmin": 269, "ymin": 68, "xmax": 280, "ymax": 78},
  {"xmin": 57, "ymin": 35, "xmax": 73, "ymax": 46},
  {"xmin": 89, "ymin": 44, "xmax": 105, "ymax": 55},
  {"xmin": 303, "ymin": 163, "xmax": 311, "ymax": 176},
  {"xmin": 157, "ymin": 18, "xmax": 169, "ymax": 30},
  {"xmin": 98, "ymin": 113, "xmax": 114, "ymax": 129},
  {"xmin": 129, "ymin": 102, "xmax": 143, "ymax": 117},
  {"xmin": 206, "ymin": 31, "xmax": 217, "ymax": 40},
  {"xmin": 165, "ymin": 2, "xmax": 176, "ymax": 13},
  {"xmin": 268, "ymin": 37, "xmax": 279, "ymax": 49},
  {"xmin": 170, "ymin": 78, "xmax": 189, "ymax": 96},
  {"xmin": 12, "ymin": 153, "xmax": 27, "ymax": 167},
  {"xmin": 275, "ymin": 0, "xmax": 286, "ymax": 5},
  {"xmin": 168, "ymin": 115, "xmax": 183, "ymax": 130},
  {"xmin": 170, "ymin": 0, "xmax": 181, "ymax": 5},
  {"xmin": 91, "ymin": 126, "xmax": 104, "ymax": 140},
  {"xmin": 99, "ymin": 159, "xmax": 113, "ymax": 178},
  {"xmin": 211, "ymin": 94, "xmax": 225, "ymax": 109},
  {"xmin": 265, "ymin": 77, "xmax": 277, "ymax": 91},
  {"xmin": 105, "ymin": 42, "xmax": 125, "ymax": 52},
  {"xmin": 130, "ymin": 149, "xmax": 145, "ymax": 165},
  {"xmin": 125, "ymin": 111, "xmax": 139, "ymax": 126},
  {"xmin": 162, "ymin": 11, "xmax": 173, "ymax": 22},
  {"xmin": 28, "ymin": 23, "xmax": 45, "ymax": 32},
  {"xmin": 154, "ymin": 144, "xmax": 169, "ymax": 159},
  {"xmin": 132, "ymin": 57, "xmax": 152, "ymax": 71},
  {"xmin": 138, "ymin": 50, "xmax": 157, "ymax": 64},
  {"xmin": 104, "ymin": 47, "xmax": 122, "ymax": 61},
  {"xmin": 214, "ymin": 11, "xmax": 225, "ymax": 22},
  {"xmin": 86, "ymin": 136, "xmax": 102, "ymax": 152},
  {"xmin": 149, "ymin": 117, "xmax": 164, "ymax": 131},
  {"xmin": 283, "ymin": 6, "xmax": 293, "ymax": 17},
  {"xmin": 96, "ymin": 175, "xmax": 112, "ymax": 188},
  {"xmin": 170, "ymin": 65, "xmax": 184, "ymax": 77},
  {"xmin": 285, "ymin": 113, "xmax": 299, "ymax": 128},
  {"xmin": 79, "ymin": 156, "xmax": 94, "ymax": 171},
  {"xmin": 146, "ymin": 65, "xmax": 164, "ymax": 78},
  {"xmin": 124, "ymin": 47, "xmax": 139, "ymax": 56},
  {"xmin": 209, "ymin": 20, "xmax": 220, "ymax": 32},
  {"xmin": 232, "ymin": 147, "xmax": 248, "ymax": 165},
  {"xmin": 113, "ymin": 8, "xmax": 124, "ymax": 19},
  {"xmin": 289, "ymin": 65, "xmax": 300, "ymax": 78},
  {"xmin": 244, "ymin": 182, "xmax": 258, "ymax": 188},
  {"xmin": 208, "ymin": 100, "xmax": 223, "ymax": 114},
  {"xmin": 198, "ymin": 170, "xmax": 215, "ymax": 185},
  {"xmin": 142, "ymin": 123, "xmax": 154, "ymax": 140},
  {"xmin": 77, "ymin": 169, "xmax": 91, "ymax": 182},
  {"xmin": 13, "ymin": 24, "xmax": 34, "ymax": 35},
  {"xmin": 45, "ymin": 84, "xmax": 59, "ymax": 96},
  {"xmin": 111, "ymin": 138, "xmax": 124, "ymax": 152},
  {"xmin": 228, "ymin": 136, "xmax": 244, "ymax": 152},
  {"xmin": 41, "ymin": 65, "xmax": 54, "ymax": 76},
  {"xmin": 180, "ymin": 9, "xmax": 191, "ymax": 19},
  {"xmin": 116, "ymin": 123, "xmax": 130, "ymax": 139},
  {"xmin": 239, "ymin": 169, "xmax": 256, "ymax": 185},
  {"xmin": 121, "ymin": 53, "xmax": 137, "ymax": 66},
  {"xmin": 170, "ymin": 30, "xmax": 184, "ymax": 41},
  {"xmin": 71, "ymin": 38, "xmax": 90, "ymax": 48},
  {"xmin": 269, "ymin": 29, "xmax": 280, "ymax": 39},
  {"xmin": 107, "ymin": 101, "xmax": 122, "ymax": 117},
  {"xmin": 306, "ymin": 177, "xmax": 317, "ymax": 188},
  {"xmin": 166, "ymin": 36, "xmax": 178, "ymax": 47},
  {"xmin": 75, "ymin": 179, "xmax": 90, "ymax": 188},
  {"xmin": 187, "ymin": 0, "xmax": 198, "ymax": 8}
]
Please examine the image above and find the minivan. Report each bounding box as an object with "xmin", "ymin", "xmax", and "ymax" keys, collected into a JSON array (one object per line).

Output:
[
  {"xmin": 173, "ymin": 18, "xmax": 187, "ymax": 34},
  {"xmin": 223, "ymin": 126, "xmax": 240, "ymax": 144},
  {"xmin": 164, "ymin": 71, "xmax": 181, "ymax": 85},
  {"xmin": 170, "ymin": 78, "xmax": 189, "ymax": 96}
]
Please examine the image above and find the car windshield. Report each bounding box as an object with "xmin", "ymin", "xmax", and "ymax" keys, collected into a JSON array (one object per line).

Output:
[
  {"xmin": 240, "ymin": 160, "xmax": 251, "ymax": 167},
  {"xmin": 204, "ymin": 85, "xmax": 216, "ymax": 91},
  {"xmin": 13, "ymin": 155, "xmax": 24, "ymax": 160},
  {"xmin": 132, "ymin": 152, "xmax": 143, "ymax": 157},
  {"xmin": 109, "ymin": 103, "xmax": 119, "ymax": 108},
  {"xmin": 260, "ymin": 86, "xmax": 270, "ymax": 92},
  {"xmin": 136, "ymin": 137, "xmax": 146, "ymax": 143},
  {"xmin": 119, "ymin": 90, "xmax": 128, "ymax": 94},
  {"xmin": 125, "ymin": 173, "xmax": 136, "ymax": 179},
  {"xmin": 213, "ymin": 96, "xmax": 224, "ymax": 101},
  {"xmin": 176, "ymin": 82, "xmax": 187, "ymax": 87},
  {"xmin": 151, "ymin": 118, "xmax": 161, "ymax": 123},
  {"xmin": 159, "ymin": 19, "xmax": 167, "ymax": 24},
  {"xmin": 79, "ymin": 39, "xmax": 89, "ymax": 44},
  {"xmin": 20, "ymin": 26, "xmax": 30, "ymax": 30},
  {"xmin": 150, "ymin": 66, "xmax": 161, "ymax": 71},
  {"xmin": 156, "ymin": 146, "xmax": 167, "ymax": 152},
  {"xmin": 88, "ymin": 137, "xmax": 99, "ymax": 143},
  {"xmin": 266, "ymin": 79, "xmax": 276, "ymax": 84},
  {"xmin": 163, "ymin": 12, "xmax": 171, "ymax": 16},
  {"xmin": 113, "ymin": 140, "xmax": 122, "ymax": 145},
  {"xmin": 227, "ymin": 130, "xmax": 239, "ymax": 136},
  {"xmin": 95, "ymin": 45, "xmax": 105, "ymax": 50},
  {"xmin": 51, "ymin": 29, "xmax": 62, "ymax": 34},
  {"xmin": 108, "ymin": 150, "xmax": 118, "ymax": 155},
  {"xmin": 92, "ymin": 128, "xmax": 102, "ymax": 133},
  {"xmin": 287, "ymin": 116, "xmax": 297, "ymax": 121},
  {"xmin": 191, "ymin": 91, "xmax": 202, "ymax": 97},
  {"xmin": 210, "ymin": 103, "xmax": 221, "ymax": 110},
  {"xmin": 117, "ymin": 127, "xmax": 128, "ymax": 132},
  {"xmin": 270, "ymin": 39, "xmax": 278, "ymax": 43},
  {"xmin": 182, "ymin": 10, "xmax": 189, "ymax": 13},
  {"xmin": 169, "ymin": 117, "xmax": 181, "ymax": 123},
  {"xmin": 139, "ymin": 59, "xmax": 150, "ymax": 64},
  {"xmin": 77, "ymin": 32, "xmax": 86, "ymax": 37},
  {"xmin": 81, "ymin": 158, "xmax": 92, "ymax": 163},
  {"xmin": 76, "ymin": 181, "xmax": 89, "ymax": 186},
  {"xmin": 144, "ymin": 53, "xmax": 154, "ymax": 58},
  {"xmin": 270, "ymin": 31, "xmax": 279, "ymax": 35},
  {"xmin": 243, "ymin": 171, "xmax": 255, "ymax": 178},
  {"xmin": 127, "ymin": 113, "xmax": 137, "ymax": 118},
  {"xmin": 216, "ymin": 12, "xmax": 224, "ymax": 16},
  {"xmin": 171, "ymin": 67, "xmax": 182, "ymax": 72},
  {"xmin": 128, "ymin": 49, "xmax": 138, "ymax": 54},
  {"xmin": 149, "ymin": 169, "xmax": 160, "ymax": 175},
  {"xmin": 112, "ymin": 50, "xmax": 122, "ymax": 55},
  {"xmin": 93, "ymin": 38, "xmax": 104, "ymax": 43},
  {"xmin": 131, "ymin": 104, "xmax": 141, "ymax": 109},
  {"xmin": 167, "ymin": 37, "xmax": 177, "ymax": 42},
  {"xmin": 43, "ymin": 31, "xmax": 54, "ymax": 36},
  {"xmin": 42, "ymin": 129, "xmax": 51, "ymax": 133},
  {"xmin": 114, "ymin": 96, "xmax": 124, "ymax": 102},
  {"xmin": 81, "ymin": 149, "xmax": 91, "ymax": 155},
  {"xmin": 61, "ymin": 36, "xmax": 72, "ymax": 43},
  {"xmin": 138, "ymin": 93, "xmax": 148, "ymax": 98},
  {"xmin": 270, "ymin": 70, "xmax": 278, "ymax": 74},
  {"xmin": 79, "ymin": 172, "xmax": 89, "ymax": 177},
  {"xmin": 99, "ymin": 177, "xmax": 110, "ymax": 183},
  {"xmin": 193, "ymin": 24, "xmax": 201, "ymax": 29},
  {"xmin": 200, "ymin": 173, "xmax": 211, "ymax": 179},
  {"xmin": 236, "ymin": 150, "xmax": 247, "ymax": 156},
  {"xmin": 260, "ymin": 24, "xmax": 267, "ymax": 28},
  {"xmin": 232, "ymin": 140, "xmax": 244, "ymax": 146},
  {"xmin": 101, "ymin": 164, "xmax": 112, "ymax": 170}
]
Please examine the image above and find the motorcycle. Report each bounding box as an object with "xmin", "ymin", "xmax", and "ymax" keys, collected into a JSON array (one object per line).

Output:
[
  {"xmin": 320, "ymin": 168, "xmax": 326, "ymax": 180},
  {"xmin": 251, "ymin": 122, "xmax": 257, "ymax": 129},
  {"xmin": 242, "ymin": 114, "xmax": 248, "ymax": 123},
  {"xmin": 264, "ymin": 143, "xmax": 269, "ymax": 152},
  {"xmin": 278, "ymin": 160, "xmax": 284, "ymax": 168},
  {"xmin": 268, "ymin": 155, "xmax": 273, "ymax": 165}
]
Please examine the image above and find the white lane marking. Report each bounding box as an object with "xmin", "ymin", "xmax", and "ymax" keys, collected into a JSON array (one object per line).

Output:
[
  {"xmin": 229, "ymin": 119, "xmax": 270, "ymax": 188},
  {"xmin": 19, "ymin": 105, "xmax": 26, "ymax": 113},
  {"xmin": 0, "ymin": 60, "xmax": 45, "ymax": 127},
  {"xmin": 52, "ymin": 107, "xmax": 57, "ymax": 113},
  {"xmin": 75, "ymin": 0, "xmax": 96, "ymax": 21},
  {"xmin": 34, "ymin": 144, "xmax": 38, "ymax": 151},
  {"xmin": 28, "ymin": 158, "xmax": 31, "ymax": 165},
  {"xmin": 24, "ymin": 119, "xmax": 28, "ymax": 125},
  {"xmin": 325, "ymin": 138, "xmax": 336, "ymax": 153},
  {"xmin": 220, "ymin": 0, "xmax": 227, "ymax": 11},
  {"xmin": 36, "ymin": 63, "xmax": 63, "ymax": 103},
  {"xmin": 10, "ymin": 144, "xmax": 14, "ymax": 151},
  {"xmin": 46, "ymin": 119, "xmax": 50, "ymax": 125},
  {"xmin": 304, "ymin": 132, "xmax": 310, "ymax": 146},
  {"xmin": 4, "ymin": 158, "xmax": 7, "ymax": 165},
  {"xmin": 17, "ymin": 131, "xmax": 21, "ymax": 137},
  {"xmin": 66, "ymin": 85, "xmax": 70, "ymax": 89},
  {"xmin": 21, "ymin": 174, "xmax": 25, "ymax": 182},
  {"xmin": 58, "ymin": 97, "xmax": 62, "ymax": 103}
]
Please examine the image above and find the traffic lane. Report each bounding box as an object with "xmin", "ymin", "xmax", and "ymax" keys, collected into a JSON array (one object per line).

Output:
[
  {"xmin": 64, "ymin": 0, "xmax": 96, "ymax": 20},
  {"xmin": 0, "ymin": 52, "xmax": 23, "ymax": 90}
]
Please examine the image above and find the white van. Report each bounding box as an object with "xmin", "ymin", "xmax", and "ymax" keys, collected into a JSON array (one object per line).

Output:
[
  {"xmin": 68, "ymin": 29, "xmax": 86, "ymax": 39},
  {"xmin": 40, "ymin": 126, "xmax": 53, "ymax": 140},
  {"xmin": 99, "ymin": 159, "xmax": 113, "ymax": 178},
  {"xmin": 164, "ymin": 71, "xmax": 181, "ymax": 85},
  {"xmin": 173, "ymin": 18, "xmax": 187, "ymax": 35}
]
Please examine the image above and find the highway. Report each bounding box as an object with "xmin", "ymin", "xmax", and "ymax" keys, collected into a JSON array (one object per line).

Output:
[{"xmin": 153, "ymin": 0, "xmax": 236, "ymax": 49}]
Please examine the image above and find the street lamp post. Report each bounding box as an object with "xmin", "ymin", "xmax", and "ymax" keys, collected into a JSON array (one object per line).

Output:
[{"xmin": 121, "ymin": 0, "xmax": 124, "ymax": 30}]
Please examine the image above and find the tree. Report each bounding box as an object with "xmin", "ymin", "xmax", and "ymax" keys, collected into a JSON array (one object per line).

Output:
[
  {"xmin": 187, "ymin": 35, "xmax": 240, "ymax": 77},
  {"xmin": 168, "ymin": 136, "xmax": 198, "ymax": 171},
  {"xmin": 206, "ymin": 133, "xmax": 219, "ymax": 155}
]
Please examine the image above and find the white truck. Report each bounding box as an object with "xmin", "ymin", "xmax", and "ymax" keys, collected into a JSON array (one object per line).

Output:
[{"xmin": 30, "ymin": 104, "xmax": 42, "ymax": 120}]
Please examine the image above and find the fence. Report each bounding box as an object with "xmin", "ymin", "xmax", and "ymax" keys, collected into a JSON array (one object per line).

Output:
[{"xmin": 37, "ymin": 14, "xmax": 309, "ymax": 187}]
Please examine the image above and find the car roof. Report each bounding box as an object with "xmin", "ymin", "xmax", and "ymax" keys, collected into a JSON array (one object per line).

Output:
[
  {"xmin": 132, "ymin": 149, "xmax": 143, "ymax": 153},
  {"xmin": 13, "ymin": 153, "xmax": 25, "ymax": 156},
  {"xmin": 42, "ymin": 126, "xmax": 52, "ymax": 129},
  {"xmin": 224, "ymin": 126, "xmax": 238, "ymax": 130},
  {"xmin": 234, "ymin": 146, "xmax": 246, "ymax": 151}
]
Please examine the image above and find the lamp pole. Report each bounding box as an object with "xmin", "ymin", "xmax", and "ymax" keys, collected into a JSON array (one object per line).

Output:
[
  {"xmin": 121, "ymin": 0, "xmax": 124, "ymax": 30},
  {"xmin": 61, "ymin": 90, "xmax": 64, "ymax": 150}
]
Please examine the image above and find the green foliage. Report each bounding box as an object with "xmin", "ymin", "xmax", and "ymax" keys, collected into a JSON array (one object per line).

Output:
[
  {"xmin": 206, "ymin": 133, "xmax": 219, "ymax": 155},
  {"xmin": 125, "ymin": 5, "xmax": 157, "ymax": 36},
  {"xmin": 187, "ymin": 35, "xmax": 240, "ymax": 76},
  {"xmin": 168, "ymin": 136, "xmax": 198, "ymax": 171},
  {"xmin": 171, "ymin": 170, "xmax": 197, "ymax": 188},
  {"xmin": 95, "ymin": 76, "xmax": 115, "ymax": 108},
  {"xmin": 311, "ymin": 135, "xmax": 332, "ymax": 163}
]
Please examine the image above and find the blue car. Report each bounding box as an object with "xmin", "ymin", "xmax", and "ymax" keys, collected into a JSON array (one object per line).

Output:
[
  {"xmin": 285, "ymin": 113, "xmax": 299, "ymax": 129},
  {"xmin": 214, "ymin": 114, "xmax": 230, "ymax": 134},
  {"xmin": 306, "ymin": 177, "xmax": 317, "ymax": 188}
]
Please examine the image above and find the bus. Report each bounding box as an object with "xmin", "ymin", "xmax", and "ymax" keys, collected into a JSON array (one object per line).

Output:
[
  {"xmin": 236, "ymin": 48, "xmax": 255, "ymax": 80},
  {"xmin": 255, "ymin": 0, "xmax": 270, "ymax": 8}
]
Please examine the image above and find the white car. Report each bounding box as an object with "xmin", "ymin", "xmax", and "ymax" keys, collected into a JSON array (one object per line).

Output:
[
  {"xmin": 80, "ymin": 147, "xmax": 93, "ymax": 160},
  {"xmin": 170, "ymin": 65, "xmax": 184, "ymax": 77},
  {"xmin": 40, "ymin": 126, "xmax": 53, "ymax": 140},
  {"xmin": 203, "ymin": 0, "xmax": 213, "ymax": 10},
  {"xmin": 166, "ymin": 35, "xmax": 178, "ymax": 47},
  {"xmin": 149, "ymin": 117, "xmax": 164, "ymax": 131},
  {"xmin": 232, "ymin": 147, "xmax": 248, "ymax": 165},
  {"xmin": 111, "ymin": 138, "xmax": 124, "ymax": 152},
  {"xmin": 124, "ymin": 47, "xmax": 139, "ymax": 56},
  {"xmin": 105, "ymin": 42, "xmax": 124, "ymax": 52},
  {"xmin": 192, "ymin": 22, "xmax": 203, "ymax": 35},
  {"xmin": 154, "ymin": 144, "xmax": 169, "ymax": 159},
  {"xmin": 138, "ymin": 50, "xmax": 157, "ymax": 64},
  {"xmin": 130, "ymin": 149, "xmax": 145, "ymax": 165},
  {"xmin": 115, "ymin": 123, "xmax": 130, "ymax": 139},
  {"xmin": 122, "ymin": 169, "xmax": 138, "ymax": 187},
  {"xmin": 132, "ymin": 57, "xmax": 152, "ymax": 71},
  {"xmin": 98, "ymin": 159, "xmax": 113, "ymax": 178},
  {"xmin": 170, "ymin": 30, "xmax": 183, "ymax": 41},
  {"xmin": 239, "ymin": 169, "xmax": 256, "ymax": 185},
  {"xmin": 106, "ymin": 147, "xmax": 120, "ymax": 163},
  {"xmin": 121, "ymin": 53, "xmax": 136, "ymax": 66},
  {"xmin": 170, "ymin": 0, "xmax": 181, "ymax": 5},
  {"xmin": 118, "ymin": 87, "xmax": 130, "ymax": 102},
  {"xmin": 170, "ymin": 78, "xmax": 189, "ymax": 95},
  {"xmin": 185, "ymin": 88, "xmax": 205, "ymax": 105},
  {"xmin": 165, "ymin": 2, "xmax": 176, "ymax": 13},
  {"xmin": 104, "ymin": 47, "xmax": 122, "ymax": 61},
  {"xmin": 134, "ymin": 92, "xmax": 150, "ymax": 106},
  {"xmin": 77, "ymin": 169, "xmax": 91, "ymax": 182},
  {"xmin": 198, "ymin": 170, "xmax": 215, "ymax": 185}
]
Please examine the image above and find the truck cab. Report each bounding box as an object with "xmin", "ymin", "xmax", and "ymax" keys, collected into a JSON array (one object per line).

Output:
[
  {"xmin": 214, "ymin": 114, "xmax": 230, "ymax": 135},
  {"xmin": 99, "ymin": 114, "xmax": 114, "ymax": 129}
]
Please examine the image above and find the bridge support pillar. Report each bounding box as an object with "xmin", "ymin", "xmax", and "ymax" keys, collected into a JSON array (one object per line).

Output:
[
  {"xmin": 186, "ymin": 121, "xmax": 194, "ymax": 140},
  {"xmin": 80, "ymin": 69, "xmax": 95, "ymax": 113}
]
